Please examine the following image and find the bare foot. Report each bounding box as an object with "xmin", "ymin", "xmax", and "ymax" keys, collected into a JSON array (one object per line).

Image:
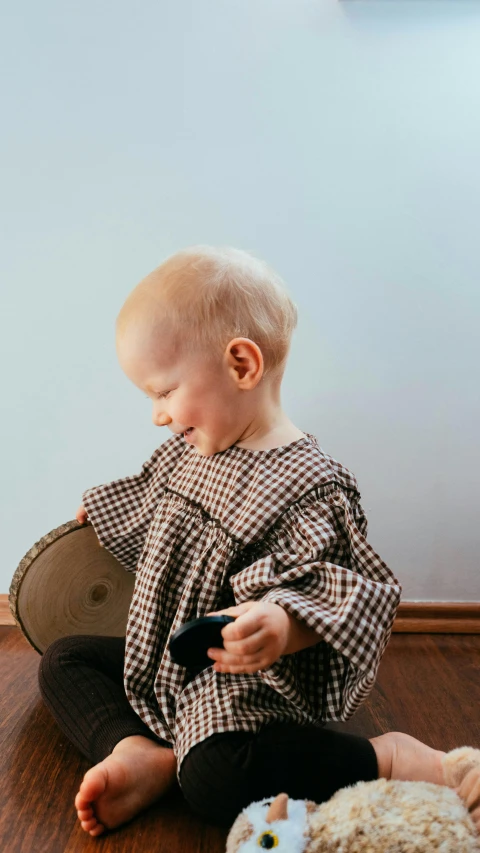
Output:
[
  {"xmin": 74, "ymin": 735, "xmax": 177, "ymax": 836},
  {"xmin": 369, "ymin": 731, "xmax": 446, "ymax": 786}
]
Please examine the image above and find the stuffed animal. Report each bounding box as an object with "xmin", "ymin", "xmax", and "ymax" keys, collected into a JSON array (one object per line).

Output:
[{"xmin": 226, "ymin": 746, "xmax": 480, "ymax": 852}]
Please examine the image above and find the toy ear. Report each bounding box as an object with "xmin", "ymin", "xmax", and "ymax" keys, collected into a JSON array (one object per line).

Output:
[
  {"xmin": 225, "ymin": 811, "xmax": 254, "ymax": 853},
  {"xmin": 442, "ymin": 746, "xmax": 480, "ymax": 787}
]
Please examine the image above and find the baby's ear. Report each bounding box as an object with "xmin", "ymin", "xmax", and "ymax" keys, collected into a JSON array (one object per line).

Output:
[{"xmin": 442, "ymin": 746, "xmax": 480, "ymax": 787}]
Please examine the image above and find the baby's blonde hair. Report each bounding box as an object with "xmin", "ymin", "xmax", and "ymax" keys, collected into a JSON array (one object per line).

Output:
[{"xmin": 118, "ymin": 246, "xmax": 298, "ymax": 385}]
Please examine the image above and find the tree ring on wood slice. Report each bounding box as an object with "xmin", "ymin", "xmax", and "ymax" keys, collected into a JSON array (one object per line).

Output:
[{"xmin": 8, "ymin": 521, "xmax": 135, "ymax": 654}]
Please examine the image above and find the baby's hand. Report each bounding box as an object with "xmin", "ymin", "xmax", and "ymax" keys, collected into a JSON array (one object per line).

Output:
[
  {"xmin": 206, "ymin": 601, "xmax": 290, "ymax": 674},
  {"xmin": 76, "ymin": 504, "xmax": 89, "ymax": 524}
]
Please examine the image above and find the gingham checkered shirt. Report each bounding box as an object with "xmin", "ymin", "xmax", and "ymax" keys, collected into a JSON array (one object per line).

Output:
[{"xmin": 82, "ymin": 432, "xmax": 402, "ymax": 781}]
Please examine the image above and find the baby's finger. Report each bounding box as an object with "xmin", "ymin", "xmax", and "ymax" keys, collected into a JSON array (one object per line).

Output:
[
  {"xmin": 208, "ymin": 602, "xmax": 254, "ymax": 621},
  {"xmin": 222, "ymin": 630, "xmax": 265, "ymax": 657},
  {"xmin": 208, "ymin": 646, "xmax": 261, "ymax": 664},
  {"xmin": 208, "ymin": 648, "xmax": 266, "ymax": 674},
  {"xmin": 76, "ymin": 504, "xmax": 89, "ymax": 523},
  {"xmin": 221, "ymin": 608, "xmax": 265, "ymax": 642},
  {"xmin": 214, "ymin": 663, "xmax": 267, "ymax": 674}
]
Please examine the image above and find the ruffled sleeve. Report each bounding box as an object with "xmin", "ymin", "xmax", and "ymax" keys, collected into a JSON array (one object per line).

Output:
[
  {"xmin": 229, "ymin": 484, "xmax": 402, "ymax": 720},
  {"xmin": 82, "ymin": 435, "xmax": 185, "ymax": 572}
]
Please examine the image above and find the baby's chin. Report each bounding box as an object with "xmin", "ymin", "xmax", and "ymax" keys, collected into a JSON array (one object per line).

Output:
[
  {"xmin": 194, "ymin": 447, "xmax": 221, "ymax": 457},
  {"xmin": 190, "ymin": 437, "xmax": 230, "ymax": 457}
]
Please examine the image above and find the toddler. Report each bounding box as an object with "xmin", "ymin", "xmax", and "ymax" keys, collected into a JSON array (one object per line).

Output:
[{"xmin": 38, "ymin": 246, "xmax": 449, "ymax": 836}]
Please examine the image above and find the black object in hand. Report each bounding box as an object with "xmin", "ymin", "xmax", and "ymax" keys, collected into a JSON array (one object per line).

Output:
[{"xmin": 169, "ymin": 615, "xmax": 236, "ymax": 668}]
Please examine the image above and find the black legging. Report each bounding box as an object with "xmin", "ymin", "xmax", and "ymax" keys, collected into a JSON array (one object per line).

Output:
[{"xmin": 38, "ymin": 634, "xmax": 378, "ymax": 827}]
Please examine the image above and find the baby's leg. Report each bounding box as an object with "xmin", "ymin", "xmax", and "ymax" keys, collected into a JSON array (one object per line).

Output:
[
  {"xmin": 179, "ymin": 723, "xmax": 448, "ymax": 828},
  {"xmin": 38, "ymin": 635, "xmax": 177, "ymax": 836},
  {"xmin": 179, "ymin": 723, "xmax": 378, "ymax": 827}
]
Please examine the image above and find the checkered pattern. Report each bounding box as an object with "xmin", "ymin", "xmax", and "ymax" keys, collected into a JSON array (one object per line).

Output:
[{"xmin": 82, "ymin": 433, "xmax": 402, "ymax": 780}]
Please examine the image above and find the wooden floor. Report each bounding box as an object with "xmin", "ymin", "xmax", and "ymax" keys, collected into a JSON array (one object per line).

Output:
[{"xmin": 1, "ymin": 627, "xmax": 479, "ymax": 853}]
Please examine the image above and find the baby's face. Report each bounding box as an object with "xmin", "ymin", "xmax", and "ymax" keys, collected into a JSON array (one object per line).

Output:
[{"xmin": 116, "ymin": 319, "xmax": 249, "ymax": 457}]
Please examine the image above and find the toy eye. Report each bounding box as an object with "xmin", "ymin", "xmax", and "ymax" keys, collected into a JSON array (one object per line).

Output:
[{"xmin": 257, "ymin": 831, "xmax": 279, "ymax": 849}]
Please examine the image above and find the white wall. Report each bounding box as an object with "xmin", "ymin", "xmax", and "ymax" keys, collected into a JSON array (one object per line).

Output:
[{"xmin": 1, "ymin": 0, "xmax": 479, "ymax": 598}]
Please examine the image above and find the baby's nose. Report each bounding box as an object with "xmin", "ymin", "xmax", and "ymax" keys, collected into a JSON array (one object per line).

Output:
[{"xmin": 154, "ymin": 412, "xmax": 172, "ymax": 427}]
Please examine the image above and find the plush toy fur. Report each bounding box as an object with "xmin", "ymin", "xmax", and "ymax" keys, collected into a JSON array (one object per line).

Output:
[{"xmin": 226, "ymin": 746, "xmax": 480, "ymax": 852}]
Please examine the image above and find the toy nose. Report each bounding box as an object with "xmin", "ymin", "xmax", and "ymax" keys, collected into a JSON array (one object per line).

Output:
[{"xmin": 265, "ymin": 793, "xmax": 289, "ymax": 823}]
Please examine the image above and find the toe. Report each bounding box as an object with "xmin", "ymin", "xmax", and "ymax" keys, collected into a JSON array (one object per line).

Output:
[
  {"xmin": 75, "ymin": 793, "xmax": 86, "ymax": 810},
  {"xmin": 89, "ymin": 824, "xmax": 105, "ymax": 836},
  {"xmin": 81, "ymin": 819, "xmax": 98, "ymax": 832},
  {"xmin": 79, "ymin": 763, "xmax": 108, "ymax": 803},
  {"xmin": 460, "ymin": 769, "xmax": 480, "ymax": 810},
  {"xmin": 77, "ymin": 807, "xmax": 94, "ymax": 821},
  {"xmin": 75, "ymin": 791, "xmax": 93, "ymax": 811},
  {"xmin": 471, "ymin": 805, "xmax": 480, "ymax": 827}
]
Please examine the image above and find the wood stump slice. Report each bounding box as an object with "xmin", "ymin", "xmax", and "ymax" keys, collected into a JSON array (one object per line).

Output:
[{"xmin": 9, "ymin": 521, "xmax": 135, "ymax": 654}]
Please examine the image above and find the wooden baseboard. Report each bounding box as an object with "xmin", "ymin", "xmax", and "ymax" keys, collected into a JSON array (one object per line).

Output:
[
  {"xmin": 0, "ymin": 595, "xmax": 15, "ymax": 626},
  {"xmin": 393, "ymin": 602, "xmax": 480, "ymax": 633},
  {"xmin": 1, "ymin": 593, "xmax": 479, "ymax": 632}
]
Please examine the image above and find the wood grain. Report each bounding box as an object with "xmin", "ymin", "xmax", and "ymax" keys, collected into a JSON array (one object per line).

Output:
[
  {"xmin": 1, "ymin": 625, "xmax": 479, "ymax": 852},
  {"xmin": 393, "ymin": 602, "xmax": 480, "ymax": 633},
  {"xmin": 0, "ymin": 595, "xmax": 15, "ymax": 625},
  {"xmin": 0, "ymin": 627, "xmax": 227, "ymax": 853}
]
